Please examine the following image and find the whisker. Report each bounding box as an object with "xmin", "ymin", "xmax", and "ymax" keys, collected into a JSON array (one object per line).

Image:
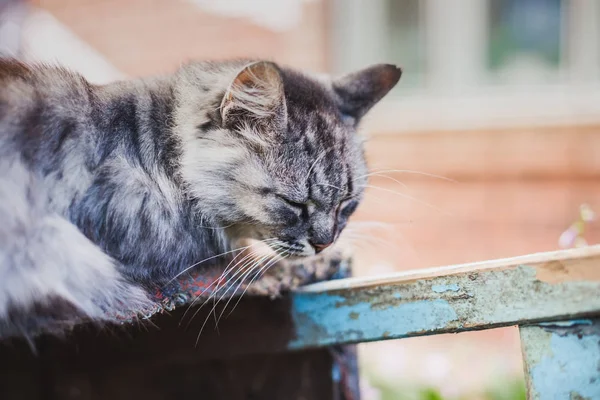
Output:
[
  {"xmin": 316, "ymin": 182, "xmax": 347, "ymax": 193},
  {"xmin": 249, "ymin": 249, "xmax": 287, "ymax": 285},
  {"xmin": 306, "ymin": 149, "xmax": 330, "ymax": 181},
  {"xmin": 359, "ymin": 184, "xmax": 450, "ymax": 215},
  {"xmin": 225, "ymin": 249, "xmax": 288, "ymax": 319},
  {"xmin": 212, "ymin": 243, "xmax": 283, "ymax": 304},
  {"xmin": 165, "ymin": 246, "xmax": 252, "ymax": 286},
  {"xmin": 186, "ymin": 250, "xmax": 262, "ymax": 332},
  {"xmin": 185, "ymin": 242, "xmax": 268, "ymax": 319},
  {"xmin": 180, "ymin": 238, "xmax": 277, "ymax": 324},
  {"xmin": 211, "ymin": 249, "xmax": 259, "ymax": 302},
  {"xmin": 346, "ymin": 220, "xmax": 396, "ymax": 231},
  {"xmin": 193, "ymin": 242, "xmax": 282, "ymax": 324},
  {"xmin": 166, "ymin": 238, "xmax": 278, "ymax": 286},
  {"xmin": 194, "ymin": 221, "xmax": 236, "ymax": 230},
  {"xmin": 195, "ymin": 249, "xmax": 279, "ymax": 344},
  {"xmin": 341, "ymin": 232, "xmax": 397, "ymax": 249},
  {"xmin": 211, "ymin": 241, "xmax": 288, "ymax": 329},
  {"xmin": 179, "ymin": 247, "xmax": 259, "ymax": 324},
  {"xmin": 224, "ymin": 243, "xmax": 286, "ymax": 299},
  {"xmin": 209, "ymin": 249, "xmax": 266, "ymax": 330},
  {"xmin": 355, "ymin": 168, "xmax": 457, "ymax": 183},
  {"xmin": 359, "ymin": 172, "xmax": 409, "ymax": 190},
  {"xmin": 209, "ymin": 251, "xmax": 270, "ymax": 327},
  {"xmin": 216, "ymin": 249, "xmax": 284, "ymax": 324}
]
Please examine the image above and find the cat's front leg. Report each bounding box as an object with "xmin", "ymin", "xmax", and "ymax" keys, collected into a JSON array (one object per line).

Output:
[{"xmin": 245, "ymin": 247, "xmax": 353, "ymax": 299}]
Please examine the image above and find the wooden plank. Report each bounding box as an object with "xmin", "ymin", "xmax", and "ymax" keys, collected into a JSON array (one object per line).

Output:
[
  {"xmin": 520, "ymin": 319, "xmax": 600, "ymax": 400},
  {"xmin": 0, "ymin": 299, "xmax": 361, "ymax": 400},
  {"xmin": 287, "ymin": 246, "xmax": 600, "ymax": 349},
  {"xmin": 0, "ymin": 341, "xmax": 357, "ymax": 400}
]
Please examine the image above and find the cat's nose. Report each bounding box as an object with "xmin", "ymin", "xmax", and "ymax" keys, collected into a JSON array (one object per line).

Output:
[{"xmin": 310, "ymin": 240, "xmax": 333, "ymax": 254}]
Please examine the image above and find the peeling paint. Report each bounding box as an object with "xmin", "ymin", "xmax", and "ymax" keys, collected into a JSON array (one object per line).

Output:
[
  {"xmin": 286, "ymin": 261, "xmax": 600, "ymax": 350},
  {"xmin": 288, "ymin": 292, "xmax": 458, "ymax": 349},
  {"xmin": 281, "ymin": 247, "xmax": 600, "ymax": 398},
  {"xmin": 538, "ymin": 320, "xmax": 592, "ymax": 328},
  {"xmin": 431, "ymin": 283, "xmax": 460, "ymax": 293},
  {"xmin": 521, "ymin": 319, "xmax": 600, "ymax": 400},
  {"xmin": 570, "ymin": 393, "xmax": 591, "ymax": 400}
]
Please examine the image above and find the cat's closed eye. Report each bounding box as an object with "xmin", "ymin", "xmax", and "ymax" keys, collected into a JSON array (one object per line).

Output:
[
  {"xmin": 277, "ymin": 195, "xmax": 308, "ymax": 215},
  {"xmin": 338, "ymin": 198, "xmax": 358, "ymax": 218}
]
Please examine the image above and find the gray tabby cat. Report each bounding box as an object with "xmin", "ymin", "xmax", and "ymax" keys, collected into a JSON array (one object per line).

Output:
[{"xmin": 0, "ymin": 58, "xmax": 401, "ymax": 336}]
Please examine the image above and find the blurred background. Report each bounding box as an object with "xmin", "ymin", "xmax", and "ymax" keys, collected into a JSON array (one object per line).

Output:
[{"xmin": 2, "ymin": 0, "xmax": 599, "ymax": 398}]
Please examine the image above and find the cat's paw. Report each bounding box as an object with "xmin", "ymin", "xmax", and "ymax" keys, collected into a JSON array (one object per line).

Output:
[
  {"xmin": 243, "ymin": 273, "xmax": 284, "ymax": 299},
  {"xmin": 256, "ymin": 246, "xmax": 352, "ymax": 294},
  {"xmin": 288, "ymin": 247, "xmax": 350, "ymax": 286}
]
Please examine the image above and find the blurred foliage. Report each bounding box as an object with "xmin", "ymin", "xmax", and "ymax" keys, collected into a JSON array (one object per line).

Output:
[
  {"xmin": 365, "ymin": 377, "xmax": 526, "ymax": 400},
  {"xmin": 484, "ymin": 380, "xmax": 527, "ymax": 400}
]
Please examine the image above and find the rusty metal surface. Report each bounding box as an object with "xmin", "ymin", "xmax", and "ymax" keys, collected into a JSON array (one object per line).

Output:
[
  {"xmin": 520, "ymin": 319, "xmax": 600, "ymax": 400},
  {"xmin": 287, "ymin": 246, "xmax": 600, "ymax": 349}
]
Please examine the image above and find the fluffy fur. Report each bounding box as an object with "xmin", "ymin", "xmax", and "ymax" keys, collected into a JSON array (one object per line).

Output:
[{"xmin": 0, "ymin": 58, "xmax": 401, "ymax": 337}]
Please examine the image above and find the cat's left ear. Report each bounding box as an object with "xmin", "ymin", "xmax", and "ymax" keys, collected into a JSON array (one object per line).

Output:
[
  {"xmin": 333, "ymin": 64, "xmax": 402, "ymax": 123},
  {"xmin": 220, "ymin": 61, "xmax": 287, "ymax": 131}
]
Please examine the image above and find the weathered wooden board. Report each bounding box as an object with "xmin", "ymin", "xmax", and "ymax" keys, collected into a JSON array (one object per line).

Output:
[
  {"xmin": 287, "ymin": 246, "xmax": 600, "ymax": 349},
  {"xmin": 520, "ymin": 319, "xmax": 600, "ymax": 400},
  {"xmin": 0, "ymin": 298, "xmax": 361, "ymax": 400}
]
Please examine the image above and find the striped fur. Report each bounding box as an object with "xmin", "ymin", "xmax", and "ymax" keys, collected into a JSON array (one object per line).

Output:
[{"xmin": 0, "ymin": 58, "xmax": 401, "ymax": 336}]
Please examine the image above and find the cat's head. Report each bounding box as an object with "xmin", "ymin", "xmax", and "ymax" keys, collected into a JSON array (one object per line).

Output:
[{"xmin": 175, "ymin": 60, "xmax": 400, "ymax": 257}]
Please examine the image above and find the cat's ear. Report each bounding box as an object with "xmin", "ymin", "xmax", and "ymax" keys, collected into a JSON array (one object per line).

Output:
[
  {"xmin": 333, "ymin": 64, "xmax": 402, "ymax": 122},
  {"xmin": 220, "ymin": 61, "xmax": 287, "ymax": 131}
]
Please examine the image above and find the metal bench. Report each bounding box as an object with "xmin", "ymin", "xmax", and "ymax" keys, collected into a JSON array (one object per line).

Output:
[{"xmin": 0, "ymin": 246, "xmax": 598, "ymax": 399}]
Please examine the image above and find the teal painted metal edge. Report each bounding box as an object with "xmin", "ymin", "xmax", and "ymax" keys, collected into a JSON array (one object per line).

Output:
[
  {"xmin": 287, "ymin": 246, "xmax": 600, "ymax": 350},
  {"xmin": 520, "ymin": 319, "xmax": 600, "ymax": 400}
]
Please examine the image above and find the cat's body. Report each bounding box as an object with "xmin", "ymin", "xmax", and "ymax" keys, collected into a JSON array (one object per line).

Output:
[{"xmin": 0, "ymin": 58, "xmax": 400, "ymax": 337}]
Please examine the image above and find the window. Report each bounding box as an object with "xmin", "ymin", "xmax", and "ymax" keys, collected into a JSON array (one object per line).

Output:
[
  {"xmin": 331, "ymin": 0, "xmax": 600, "ymax": 131},
  {"xmin": 487, "ymin": 0, "xmax": 564, "ymax": 84},
  {"xmin": 330, "ymin": 0, "xmax": 425, "ymax": 91}
]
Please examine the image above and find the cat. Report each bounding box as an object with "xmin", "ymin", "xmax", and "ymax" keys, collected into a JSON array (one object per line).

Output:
[{"xmin": 0, "ymin": 58, "xmax": 401, "ymax": 337}]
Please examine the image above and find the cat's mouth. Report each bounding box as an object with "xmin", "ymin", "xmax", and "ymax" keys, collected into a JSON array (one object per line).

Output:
[
  {"xmin": 268, "ymin": 237, "xmax": 341, "ymax": 259},
  {"xmin": 233, "ymin": 237, "xmax": 316, "ymax": 260}
]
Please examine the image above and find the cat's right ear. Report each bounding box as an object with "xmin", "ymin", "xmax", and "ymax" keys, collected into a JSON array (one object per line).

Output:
[
  {"xmin": 220, "ymin": 61, "xmax": 287, "ymax": 131},
  {"xmin": 333, "ymin": 64, "xmax": 402, "ymax": 123}
]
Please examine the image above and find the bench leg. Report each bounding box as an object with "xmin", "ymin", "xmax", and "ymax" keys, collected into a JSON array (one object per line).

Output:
[{"xmin": 519, "ymin": 318, "xmax": 600, "ymax": 400}]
